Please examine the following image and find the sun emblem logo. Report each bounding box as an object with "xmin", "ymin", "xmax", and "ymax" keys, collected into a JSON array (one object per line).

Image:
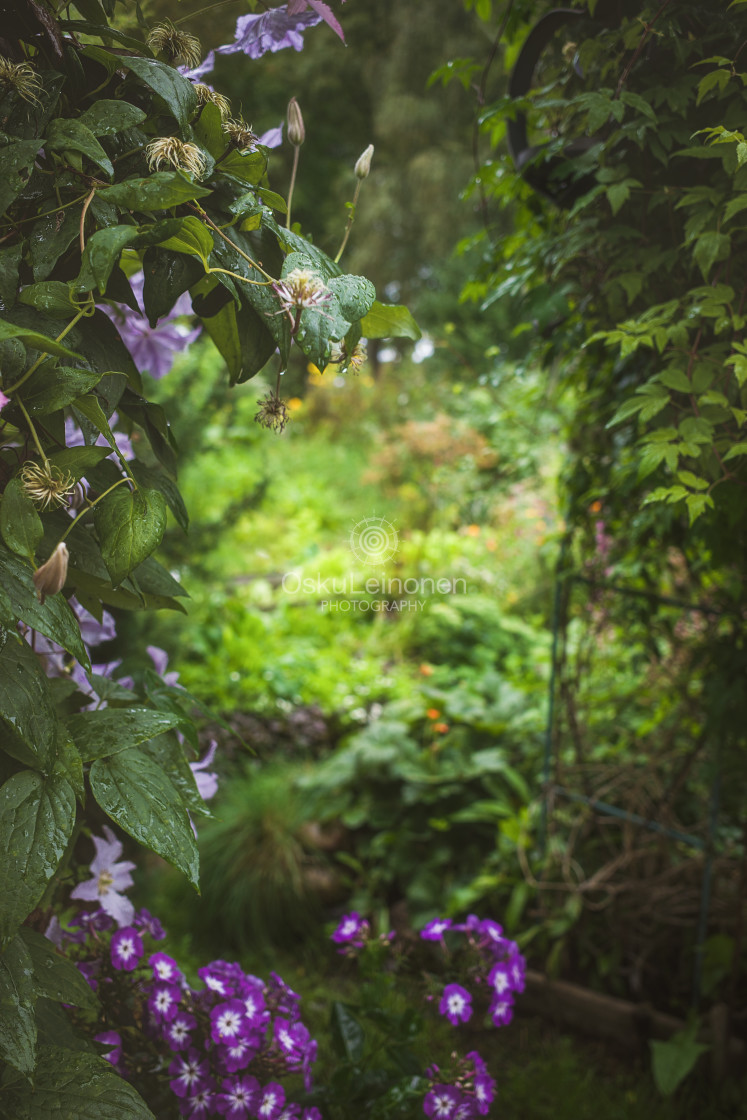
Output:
[{"xmin": 349, "ymin": 516, "xmax": 399, "ymax": 566}]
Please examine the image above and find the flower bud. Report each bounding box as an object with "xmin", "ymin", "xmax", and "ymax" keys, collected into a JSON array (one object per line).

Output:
[
  {"xmin": 32, "ymin": 542, "xmax": 68, "ymax": 603},
  {"xmin": 287, "ymin": 97, "xmax": 305, "ymax": 146},
  {"xmin": 355, "ymin": 144, "xmax": 374, "ymax": 180}
]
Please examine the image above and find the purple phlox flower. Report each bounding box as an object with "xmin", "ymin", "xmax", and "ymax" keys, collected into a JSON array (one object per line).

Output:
[
  {"xmin": 487, "ymin": 961, "xmax": 512, "ymax": 999},
  {"xmin": 70, "ymin": 826, "xmax": 136, "ymax": 927},
  {"xmin": 199, "ymin": 962, "xmax": 236, "ymax": 999},
  {"xmin": 165, "ymin": 1011, "xmax": 197, "ymax": 1051},
  {"xmin": 465, "ymin": 1051, "xmax": 487, "ymax": 1075},
  {"xmin": 179, "ymin": 49, "xmax": 215, "ymax": 83},
  {"xmin": 268, "ymin": 971, "xmax": 301, "ymax": 1017},
  {"xmin": 217, "ymin": 7, "xmax": 322, "ymax": 59},
  {"xmin": 330, "ymin": 911, "xmax": 368, "ymax": 946},
  {"xmin": 421, "ymin": 917, "xmax": 452, "ymax": 941},
  {"xmin": 453, "ymin": 1103, "xmax": 479, "ymax": 1120},
  {"xmin": 302, "ymin": 1109, "xmax": 323, "ymax": 1120},
  {"xmin": 215, "ymin": 1073, "xmax": 260, "ymax": 1118},
  {"xmin": 134, "ymin": 908, "xmax": 166, "ymax": 939},
  {"xmin": 424, "ymin": 1084, "xmax": 463, "ymax": 1119},
  {"xmin": 179, "ymin": 1080, "xmax": 216, "ymax": 1117},
  {"xmin": 287, "ymin": 0, "xmax": 346, "ymax": 43},
  {"xmin": 110, "ymin": 926, "xmax": 144, "ymax": 971},
  {"xmin": 473, "ymin": 1071, "xmax": 496, "ymax": 1116},
  {"xmin": 170, "ymin": 1049, "xmax": 210, "ymax": 1098},
  {"xmin": 218, "ymin": 1033, "xmax": 260, "ymax": 1073},
  {"xmin": 70, "ymin": 907, "xmax": 113, "ymax": 937},
  {"xmin": 65, "ymin": 413, "xmax": 135, "ymax": 463},
  {"xmin": 95, "ymin": 1030, "xmax": 122, "ymax": 1069},
  {"xmin": 507, "ymin": 949, "xmax": 526, "ymax": 993},
  {"xmin": 277, "ymin": 1107, "xmax": 301, "ymax": 1120},
  {"xmin": 239, "ymin": 980, "xmax": 268, "ymax": 1028},
  {"xmin": 273, "ymin": 1017, "xmax": 302, "ymax": 1060},
  {"xmin": 191, "ymin": 739, "xmax": 219, "ymax": 802},
  {"xmin": 99, "ymin": 271, "xmax": 201, "ymax": 380},
  {"xmin": 257, "ymin": 123, "xmax": 284, "ymax": 149},
  {"xmin": 256, "ymin": 1082, "xmax": 285, "ymax": 1120},
  {"xmin": 147, "ymin": 644, "xmax": 181, "ymax": 686},
  {"xmin": 150, "ymin": 950, "xmax": 182, "ymax": 984},
  {"xmin": 489, "ymin": 994, "xmax": 514, "ymax": 1027},
  {"xmin": 149, "ymin": 981, "xmax": 182, "ymax": 1022},
  {"xmin": 477, "ymin": 919, "xmax": 505, "ymax": 950},
  {"xmin": 439, "ymin": 983, "xmax": 472, "ymax": 1026},
  {"xmin": 211, "ymin": 999, "xmax": 250, "ymax": 1044},
  {"xmin": 76, "ymin": 959, "xmax": 100, "ymax": 990}
]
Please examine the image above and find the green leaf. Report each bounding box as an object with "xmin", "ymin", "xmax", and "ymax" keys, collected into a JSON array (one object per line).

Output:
[
  {"xmin": 78, "ymin": 100, "xmax": 147, "ymax": 136},
  {"xmin": 97, "ymin": 172, "xmax": 211, "ymax": 213},
  {"xmin": 0, "ymin": 635, "xmax": 57, "ymax": 770},
  {"xmin": 90, "ymin": 747, "xmax": 199, "ymax": 887},
  {"xmin": 0, "ymin": 243, "xmax": 23, "ymax": 306},
  {"xmin": 360, "ymin": 301, "xmax": 421, "ymax": 340},
  {"xmin": 47, "ymin": 445, "xmax": 111, "ymax": 483},
  {"xmin": 13, "ymin": 364, "xmax": 103, "ymax": 415},
  {"xmin": 94, "ymin": 486, "xmax": 167, "ymax": 587},
  {"xmin": 723, "ymin": 441, "xmax": 747, "ymax": 460},
  {"xmin": 650, "ymin": 1021, "xmax": 708, "ymax": 1096},
  {"xmin": 67, "ymin": 707, "xmax": 182, "ymax": 763},
  {"xmin": 0, "ymin": 320, "xmax": 81, "ymax": 362},
  {"xmin": 141, "ymin": 247, "xmax": 202, "ymax": 327},
  {"xmin": 154, "ymin": 214, "xmax": 214, "ymax": 265},
  {"xmin": 128, "ymin": 461, "xmax": 189, "ymax": 532},
  {"xmin": 330, "ymin": 1001, "xmax": 365, "ymax": 1062},
  {"xmin": 2, "ymin": 1045, "xmax": 156, "ymax": 1118},
  {"xmin": 198, "ymin": 296, "xmax": 242, "ymax": 379},
  {"xmin": 18, "ymin": 282, "xmax": 78, "ymax": 318},
  {"xmin": 72, "ymin": 393, "xmax": 120, "ymax": 454},
  {"xmin": 217, "ymin": 149, "xmax": 267, "ymax": 186},
  {"xmin": 20, "ymin": 929, "xmax": 97, "ymax": 1010},
  {"xmin": 0, "ymin": 766, "xmax": 76, "ymax": 946},
  {"xmin": 0, "ymin": 479, "xmax": 43, "ymax": 559},
  {"xmin": 78, "ymin": 225, "xmax": 141, "ymax": 295},
  {"xmin": 693, "ymin": 231, "xmax": 731, "ymax": 279},
  {"xmin": 0, "ymin": 139, "xmax": 43, "ymax": 215},
  {"xmin": 328, "ymin": 275, "xmax": 377, "ymax": 321},
  {"xmin": 0, "ymin": 546, "xmax": 89, "ymax": 667},
  {"xmin": 45, "ymin": 118, "xmax": 113, "ymax": 178},
  {"xmin": 121, "ymin": 56, "xmax": 197, "ymax": 129},
  {"xmin": 0, "ymin": 935, "xmax": 36, "ymax": 1075}
]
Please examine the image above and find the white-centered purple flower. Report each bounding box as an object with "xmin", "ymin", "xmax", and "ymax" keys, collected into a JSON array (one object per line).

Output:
[
  {"xmin": 134, "ymin": 908, "xmax": 166, "ymax": 939},
  {"xmin": 110, "ymin": 926, "xmax": 144, "ymax": 971},
  {"xmin": 474, "ymin": 1070, "xmax": 496, "ymax": 1115},
  {"xmin": 169, "ymin": 1049, "xmax": 209, "ymax": 1098},
  {"xmin": 149, "ymin": 950, "xmax": 182, "ymax": 983},
  {"xmin": 421, "ymin": 917, "xmax": 453, "ymax": 941},
  {"xmin": 149, "ymin": 981, "xmax": 182, "ymax": 1022},
  {"xmin": 488, "ymin": 961, "xmax": 512, "ymax": 998},
  {"xmin": 99, "ymin": 271, "xmax": 201, "ymax": 380},
  {"xmin": 180, "ymin": 1081, "xmax": 216, "ymax": 1116},
  {"xmin": 165, "ymin": 1011, "xmax": 197, "ymax": 1051},
  {"xmin": 489, "ymin": 995, "xmax": 514, "ymax": 1027},
  {"xmin": 424, "ymin": 1085, "xmax": 463, "ymax": 1119},
  {"xmin": 219, "ymin": 1034, "xmax": 259, "ymax": 1073},
  {"xmin": 211, "ymin": 999, "xmax": 249, "ymax": 1044},
  {"xmin": 256, "ymin": 1083, "xmax": 285, "ymax": 1120},
  {"xmin": 439, "ymin": 983, "xmax": 472, "ymax": 1026},
  {"xmin": 69, "ymin": 825, "xmax": 136, "ymax": 927},
  {"xmin": 330, "ymin": 911, "xmax": 368, "ymax": 945},
  {"xmin": 216, "ymin": 1073, "xmax": 260, "ymax": 1118},
  {"xmin": 95, "ymin": 1030, "xmax": 122, "ymax": 1068}
]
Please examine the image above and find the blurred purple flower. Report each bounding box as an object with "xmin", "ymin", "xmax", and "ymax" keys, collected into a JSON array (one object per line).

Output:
[
  {"xmin": 95, "ymin": 1030, "xmax": 122, "ymax": 1068},
  {"xmin": 99, "ymin": 272, "xmax": 201, "ymax": 380},
  {"xmin": 147, "ymin": 644, "xmax": 181, "ymax": 686},
  {"xmin": 134, "ymin": 908, "xmax": 166, "ymax": 940},
  {"xmin": 65, "ymin": 413, "xmax": 134, "ymax": 462},
  {"xmin": 0, "ymin": 390, "xmax": 10, "ymax": 411},
  {"xmin": 111, "ymin": 926, "xmax": 144, "ymax": 971},
  {"xmin": 191, "ymin": 740, "xmax": 219, "ymax": 801},
  {"xmin": 421, "ymin": 917, "xmax": 452, "ymax": 941},
  {"xmin": 217, "ymin": 8, "xmax": 322, "ymax": 59},
  {"xmin": 257, "ymin": 123, "xmax": 284, "ymax": 149},
  {"xmin": 288, "ymin": 0, "xmax": 346, "ymax": 43},
  {"xmin": 69, "ymin": 825, "xmax": 136, "ymax": 927},
  {"xmin": 424, "ymin": 1084, "xmax": 463, "ymax": 1119},
  {"xmin": 439, "ymin": 983, "xmax": 472, "ymax": 1026},
  {"xmin": 179, "ymin": 49, "xmax": 216, "ymax": 83}
]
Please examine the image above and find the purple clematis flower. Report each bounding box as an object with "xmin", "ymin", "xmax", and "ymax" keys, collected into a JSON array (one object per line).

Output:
[
  {"xmin": 69, "ymin": 826, "xmax": 136, "ymax": 926},
  {"xmin": 65, "ymin": 413, "xmax": 134, "ymax": 463},
  {"xmin": 179, "ymin": 49, "xmax": 216, "ymax": 83},
  {"xmin": 287, "ymin": 0, "xmax": 346, "ymax": 43},
  {"xmin": 100, "ymin": 272, "xmax": 201, "ymax": 380},
  {"xmin": 217, "ymin": 7, "xmax": 322, "ymax": 59},
  {"xmin": 191, "ymin": 740, "xmax": 219, "ymax": 801}
]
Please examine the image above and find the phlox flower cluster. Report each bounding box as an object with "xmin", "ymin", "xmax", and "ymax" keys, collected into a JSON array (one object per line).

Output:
[
  {"xmin": 52, "ymin": 893, "xmax": 321, "ymax": 1118},
  {"xmin": 423, "ymin": 1052, "xmax": 496, "ymax": 1120}
]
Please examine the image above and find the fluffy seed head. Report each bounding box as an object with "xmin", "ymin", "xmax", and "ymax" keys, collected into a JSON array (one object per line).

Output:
[
  {"xmin": 224, "ymin": 118, "xmax": 259, "ymax": 150},
  {"xmin": 147, "ymin": 21, "xmax": 202, "ymax": 69},
  {"xmin": 194, "ymin": 84, "xmax": 231, "ymax": 118},
  {"xmin": 272, "ymin": 269, "xmax": 330, "ymax": 313},
  {"xmin": 0, "ymin": 57, "xmax": 43, "ymax": 105},
  {"xmin": 146, "ymin": 137, "xmax": 207, "ymax": 179},
  {"xmin": 20, "ymin": 459, "xmax": 74, "ymax": 511},
  {"xmin": 255, "ymin": 393, "xmax": 289, "ymax": 434}
]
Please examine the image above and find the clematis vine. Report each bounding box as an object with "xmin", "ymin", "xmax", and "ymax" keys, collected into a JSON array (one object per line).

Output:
[{"xmin": 99, "ymin": 272, "xmax": 201, "ymax": 380}]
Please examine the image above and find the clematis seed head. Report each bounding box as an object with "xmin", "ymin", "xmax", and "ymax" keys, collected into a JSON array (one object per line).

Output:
[
  {"xmin": 255, "ymin": 393, "xmax": 289, "ymax": 434},
  {"xmin": 147, "ymin": 21, "xmax": 202, "ymax": 69},
  {"xmin": 20, "ymin": 459, "xmax": 74, "ymax": 510},
  {"xmin": 146, "ymin": 137, "xmax": 207, "ymax": 179},
  {"xmin": 0, "ymin": 57, "xmax": 43, "ymax": 105},
  {"xmin": 224, "ymin": 117, "xmax": 259, "ymax": 150},
  {"xmin": 32, "ymin": 542, "xmax": 68, "ymax": 602},
  {"xmin": 194, "ymin": 84, "xmax": 232, "ymax": 118}
]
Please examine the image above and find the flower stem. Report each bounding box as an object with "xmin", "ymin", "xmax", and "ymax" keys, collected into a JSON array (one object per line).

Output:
[
  {"xmin": 16, "ymin": 397, "xmax": 47, "ymax": 461},
  {"xmin": 334, "ymin": 180, "xmax": 362, "ymax": 264},
  {"xmin": 58, "ymin": 476, "xmax": 132, "ymax": 543},
  {"xmin": 191, "ymin": 206, "xmax": 276, "ymax": 282},
  {"xmin": 286, "ymin": 144, "xmax": 300, "ymax": 230},
  {"xmin": 4, "ymin": 306, "xmax": 90, "ymax": 395}
]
